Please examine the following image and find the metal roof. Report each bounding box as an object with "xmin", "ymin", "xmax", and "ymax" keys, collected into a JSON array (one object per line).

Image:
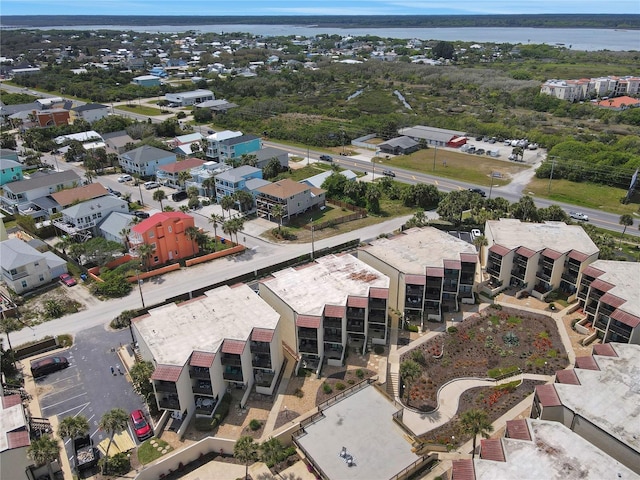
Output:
[{"xmin": 592, "ymin": 343, "xmax": 618, "ymax": 357}]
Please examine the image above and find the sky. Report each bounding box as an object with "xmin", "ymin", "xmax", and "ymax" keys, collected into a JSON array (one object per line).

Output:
[{"xmin": 2, "ymin": 0, "xmax": 639, "ymax": 17}]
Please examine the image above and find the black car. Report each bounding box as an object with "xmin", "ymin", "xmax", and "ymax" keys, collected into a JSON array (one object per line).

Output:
[
  {"xmin": 382, "ymin": 170, "xmax": 396, "ymax": 177},
  {"xmin": 171, "ymin": 191, "xmax": 188, "ymax": 202},
  {"xmin": 134, "ymin": 211, "xmax": 150, "ymax": 219},
  {"xmin": 469, "ymin": 188, "xmax": 486, "ymax": 197},
  {"xmin": 319, "ymin": 155, "xmax": 333, "ymax": 162},
  {"xmin": 31, "ymin": 356, "xmax": 69, "ymax": 378}
]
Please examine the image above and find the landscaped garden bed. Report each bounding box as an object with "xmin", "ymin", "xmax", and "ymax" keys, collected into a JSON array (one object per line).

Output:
[{"xmin": 400, "ymin": 305, "xmax": 568, "ymax": 411}]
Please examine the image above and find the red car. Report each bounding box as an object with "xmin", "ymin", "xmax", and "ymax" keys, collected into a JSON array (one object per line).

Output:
[
  {"xmin": 59, "ymin": 273, "xmax": 77, "ymax": 287},
  {"xmin": 130, "ymin": 410, "xmax": 153, "ymax": 441}
]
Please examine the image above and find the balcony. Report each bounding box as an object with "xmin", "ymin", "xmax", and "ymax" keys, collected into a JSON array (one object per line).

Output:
[
  {"xmin": 425, "ymin": 288, "xmax": 441, "ymax": 300},
  {"xmin": 368, "ymin": 327, "xmax": 386, "ymax": 340},
  {"xmin": 514, "ymin": 256, "xmax": 528, "ymax": 268},
  {"xmin": 459, "ymin": 274, "xmax": 474, "ymax": 285},
  {"xmin": 192, "ymin": 380, "xmax": 213, "ymax": 395},
  {"xmin": 607, "ymin": 321, "xmax": 632, "ymax": 342},
  {"xmin": 346, "ymin": 308, "xmax": 365, "ymax": 319},
  {"xmin": 368, "ymin": 311, "xmax": 386, "ymax": 324},
  {"xmin": 299, "ymin": 340, "xmax": 318, "ymax": 354},
  {"xmin": 561, "ymin": 272, "xmax": 578, "ymax": 284},
  {"xmin": 487, "ymin": 264, "xmax": 501, "ymax": 277},
  {"xmin": 536, "ymin": 270, "xmax": 552, "ymax": 282},
  {"xmin": 195, "ymin": 395, "xmax": 219, "ymax": 416},
  {"xmin": 511, "ymin": 267, "xmax": 526, "ymax": 280},
  {"xmin": 189, "ymin": 367, "xmax": 211, "ymax": 380},
  {"xmin": 223, "ymin": 367, "xmax": 243, "ymax": 382},
  {"xmin": 324, "ymin": 317, "xmax": 342, "ymax": 329},
  {"xmin": 369, "ymin": 298, "xmax": 387, "ymax": 310},
  {"xmin": 220, "ymin": 354, "xmax": 242, "ymax": 367},
  {"xmin": 443, "ymin": 282, "xmax": 458, "ymax": 293},
  {"xmin": 594, "ymin": 315, "xmax": 609, "ymax": 331},
  {"xmin": 254, "ymin": 370, "xmax": 275, "ymax": 387},
  {"xmin": 154, "ymin": 380, "xmax": 177, "ymax": 394},
  {"xmin": 405, "ymin": 296, "xmax": 423, "ymax": 309},
  {"xmin": 346, "ymin": 321, "xmax": 365, "ymax": 333},
  {"xmin": 324, "ymin": 345, "xmax": 344, "ymax": 360},
  {"xmin": 158, "ymin": 393, "xmax": 180, "ymax": 410},
  {"xmin": 250, "ymin": 341, "xmax": 271, "ymax": 353},
  {"xmin": 252, "ymin": 353, "xmax": 272, "ymax": 369},
  {"xmin": 298, "ymin": 327, "xmax": 317, "ymax": 340},
  {"xmin": 323, "ymin": 330, "xmax": 342, "ymax": 343}
]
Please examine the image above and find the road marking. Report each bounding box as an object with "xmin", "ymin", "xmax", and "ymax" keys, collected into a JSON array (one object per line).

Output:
[
  {"xmin": 55, "ymin": 401, "xmax": 91, "ymax": 417},
  {"xmin": 41, "ymin": 393, "xmax": 88, "ymax": 411}
]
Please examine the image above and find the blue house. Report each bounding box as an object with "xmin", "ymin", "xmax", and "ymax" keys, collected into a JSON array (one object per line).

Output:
[
  {"xmin": 214, "ymin": 165, "xmax": 262, "ymax": 203},
  {"xmin": 119, "ymin": 146, "xmax": 177, "ymax": 178},
  {"xmin": 219, "ymin": 134, "xmax": 262, "ymax": 163},
  {"xmin": 149, "ymin": 66, "xmax": 168, "ymax": 78},
  {"xmin": 132, "ymin": 75, "xmax": 161, "ymax": 87},
  {"xmin": 0, "ymin": 158, "xmax": 24, "ymax": 186}
]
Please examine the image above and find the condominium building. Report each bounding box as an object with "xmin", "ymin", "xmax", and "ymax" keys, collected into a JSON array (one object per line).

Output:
[
  {"xmin": 132, "ymin": 284, "xmax": 283, "ymax": 437},
  {"xmin": 483, "ymin": 219, "xmax": 599, "ymax": 300},
  {"xmin": 358, "ymin": 227, "xmax": 479, "ymax": 326},
  {"xmin": 259, "ymin": 254, "xmax": 390, "ymax": 371},
  {"xmin": 540, "ymin": 75, "xmax": 640, "ymax": 101},
  {"xmin": 576, "ymin": 260, "xmax": 640, "ymax": 345},
  {"xmin": 532, "ymin": 343, "xmax": 639, "ymax": 474}
]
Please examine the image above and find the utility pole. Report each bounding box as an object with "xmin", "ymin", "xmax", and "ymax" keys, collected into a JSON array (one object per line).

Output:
[
  {"xmin": 547, "ymin": 156, "xmax": 557, "ymax": 194},
  {"xmin": 489, "ymin": 172, "xmax": 495, "ymax": 200},
  {"xmin": 137, "ymin": 266, "xmax": 145, "ymax": 309},
  {"xmin": 433, "ymin": 145, "xmax": 437, "ymax": 171},
  {"xmin": 307, "ymin": 145, "xmax": 310, "ymax": 166}
]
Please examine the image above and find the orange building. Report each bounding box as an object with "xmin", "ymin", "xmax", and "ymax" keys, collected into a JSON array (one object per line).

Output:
[
  {"xmin": 33, "ymin": 109, "xmax": 70, "ymax": 127},
  {"xmin": 130, "ymin": 212, "xmax": 197, "ymax": 266}
]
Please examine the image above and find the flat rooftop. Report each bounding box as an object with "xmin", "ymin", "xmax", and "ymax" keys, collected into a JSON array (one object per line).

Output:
[
  {"xmin": 486, "ymin": 219, "xmax": 598, "ymax": 255},
  {"xmin": 261, "ymin": 254, "xmax": 389, "ymax": 317},
  {"xmin": 554, "ymin": 343, "xmax": 639, "ymax": 453},
  {"xmin": 589, "ymin": 260, "xmax": 640, "ymax": 317},
  {"xmin": 296, "ymin": 385, "xmax": 420, "ymax": 480},
  {"xmin": 361, "ymin": 227, "xmax": 477, "ymax": 274},
  {"xmin": 133, "ymin": 284, "xmax": 280, "ymax": 366},
  {"xmin": 474, "ymin": 419, "xmax": 637, "ymax": 479}
]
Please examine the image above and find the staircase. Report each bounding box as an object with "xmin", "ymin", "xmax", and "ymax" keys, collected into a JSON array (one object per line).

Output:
[{"xmin": 387, "ymin": 369, "xmax": 399, "ymax": 397}]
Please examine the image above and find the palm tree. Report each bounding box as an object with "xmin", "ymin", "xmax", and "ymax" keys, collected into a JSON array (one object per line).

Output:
[
  {"xmin": 234, "ymin": 435, "xmax": 258, "ymax": 480},
  {"xmin": 209, "ymin": 213, "xmax": 224, "ymax": 249},
  {"xmin": 473, "ymin": 235, "xmax": 488, "ymax": 266},
  {"xmin": 202, "ymin": 177, "xmax": 216, "ymax": 199},
  {"xmin": 57, "ymin": 415, "xmax": 90, "ymax": 443},
  {"xmin": 185, "ymin": 226, "xmax": 200, "ymax": 255},
  {"xmin": 399, "ymin": 360, "xmax": 422, "ymax": 405},
  {"xmin": 619, "ymin": 214, "xmax": 633, "ymax": 245},
  {"xmin": 27, "ymin": 435, "xmax": 60, "ymax": 480},
  {"xmin": 459, "ymin": 409, "xmax": 494, "ymax": 459},
  {"xmin": 153, "ymin": 189, "xmax": 167, "ymax": 211},
  {"xmin": 230, "ymin": 217, "xmax": 245, "ymax": 244},
  {"xmin": 271, "ymin": 204, "xmax": 286, "ymax": 232},
  {"xmin": 119, "ymin": 227, "xmax": 131, "ymax": 249},
  {"xmin": 221, "ymin": 195, "xmax": 235, "ymax": 219},
  {"xmin": 259, "ymin": 437, "xmax": 285, "ymax": 469},
  {"xmin": 98, "ymin": 408, "xmax": 128, "ymax": 474},
  {"xmin": 178, "ymin": 170, "xmax": 192, "ymax": 188},
  {"xmin": 137, "ymin": 243, "xmax": 154, "ymax": 271},
  {"xmin": 233, "ymin": 190, "xmax": 254, "ymax": 213},
  {"xmin": 222, "ymin": 219, "xmax": 234, "ymax": 244}
]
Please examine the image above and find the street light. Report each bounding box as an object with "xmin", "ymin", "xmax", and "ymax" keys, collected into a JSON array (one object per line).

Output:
[
  {"xmin": 309, "ymin": 217, "xmax": 315, "ymax": 261},
  {"xmin": 489, "ymin": 172, "xmax": 495, "ymax": 200},
  {"xmin": 136, "ymin": 266, "xmax": 146, "ymax": 309}
]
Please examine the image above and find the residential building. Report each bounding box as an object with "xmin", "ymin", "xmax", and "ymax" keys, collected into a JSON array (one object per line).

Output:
[
  {"xmin": 576, "ymin": 260, "xmax": 640, "ymax": 345},
  {"xmin": 98, "ymin": 211, "xmax": 136, "ymax": 245},
  {"xmin": 539, "ymin": 78, "xmax": 591, "ymax": 101},
  {"xmin": 184, "ymin": 161, "xmax": 232, "ymax": 197},
  {"xmin": 168, "ymin": 132, "xmax": 204, "ymax": 157},
  {"xmin": 532, "ymin": 343, "xmax": 639, "ymax": 474},
  {"xmin": 103, "ymin": 130, "xmax": 136, "ymax": 154},
  {"xmin": 0, "ymin": 159, "xmax": 24, "ymax": 186},
  {"xmin": 155, "ymin": 158, "xmax": 205, "ymax": 189},
  {"xmin": 205, "ymin": 130, "xmax": 242, "ymax": 159},
  {"xmin": 0, "ymin": 149, "xmax": 19, "ymax": 162},
  {"xmin": 132, "ymin": 75, "xmax": 161, "ymax": 87},
  {"xmin": 53, "ymin": 196, "xmax": 129, "ymax": 240},
  {"xmin": 0, "ymin": 238, "xmax": 67, "ymax": 294},
  {"xmin": 129, "ymin": 212, "xmax": 196, "ymax": 265},
  {"xmin": 596, "ymin": 95, "xmax": 640, "ymax": 110},
  {"xmin": 301, "ymin": 169, "xmax": 357, "ymax": 189},
  {"xmin": 69, "ymin": 103, "xmax": 109, "ymax": 123},
  {"xmin": 214, "ymin": 165, "xmax": 262, "ymax": 203},
  {"xmin": 255, "ymin": 178, "xmax": 325, "ymax": 223},
  {"xmin": 35, "ymin": 97, "xmax": 64, "ymax": 110},
  {"xmin": 451, "ymin": 418, "xmax": 637, "ymax": 480},
  {"xmin": 0, "ymin": 170, "xmax": 81, "ymax": 214},
  {"xmin": 133, "ymin": 284, "xmax": 283, "ymax": 437},
  {"xmin": 194, "ymin": 99, "xmax": 238, "ymax": 113},
  {"xmin": 54, "ymin": 130, "xmax": 103, "ymax": 146},
  {"xmin": 259, "ymin": 254, "xmax": 390, "ymax": 369},
  {"xmin": 49, "ymin": 183, "xmax": 110, "ymax": 210},
  {"xmin": 218, "ymin": 134, "xmax": 261, "ymax": 163},
  {"xmin": 33, "ymin": 108, "xmax": 70, "ymax": 127},
  {"xmin": 359, "ymin": 227, "xmax": 479, "ymax": 326},
  {"xmin": 165, "ymin": 89, "xmax": 214, "ymax": 106},
  {"xmin": 253, "ymin": 147, "xmax": 289, "ymax": 170},
  {"xmin": 378, "ymin": 136, "xmax": 420, "ymax": 155},
  {"xmin": 398, "ymin": 125, "xmax": 466, "ymax": 147},
  {"xmin": 118, "ymin": 145, "xmax": 177, "ymax": 177},
  {"xmin": 540, "ymin": 75, "xmax": 640, "ymax": 101},
  {"xmin": 483, "ymin": 219, "xmax": 599, "ymax": 300}
]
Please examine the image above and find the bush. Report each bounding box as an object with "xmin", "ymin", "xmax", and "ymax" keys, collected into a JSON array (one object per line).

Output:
[
  {"xmin": 355, "ymin": 369, "xmax": 364, "ymax": 379},
  {"xmin": 249, "ymin": 419, "xmax": 262, "ymax": 431},
  {"xmin": 110, "ymin": 309, "xmax": 138, "ymax": 329},
  {"xmin": 335, "ymin": 382, "xmax": 346, "ymax": 391},
  {"xmin": 347, "ymin": 379, "xmax": 355, "ymax": 385},
  {"xmin": 373, "ymin": 345, "xmax": 384, "ymax": 354},
  {"xmin": 56, "ymin": 334, "xmax": 73, "ymax": 348},
  {"xmin": 406, "ymin": 324, "xmax": 419, "ymax": 332},
  {"xmin": 322, "ymin": 383, "xmax": 332, "ymax": 394},
  {"xmin": 294, "ymin": 388, "xmax": 304, "ymax": 398},
  {"xmin": 100, "ymin": 452, "xmax": 131, "ymax": 476},
  {"xmin": 447, "ymin": 326, "xmax": 458, "ymax": 334}
]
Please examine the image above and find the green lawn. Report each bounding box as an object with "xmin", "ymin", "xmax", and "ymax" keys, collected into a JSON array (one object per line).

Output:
[
  {"xmin": 116, "ymin": 104, "xmax": 165, "ymax": 116},
  {"xmin": 137, "ymin": 438, "xmax": 172, "ymax": 465},
  {"xmin": 379, "ymin": 149, "xmax": 529, "ymax": 187}
]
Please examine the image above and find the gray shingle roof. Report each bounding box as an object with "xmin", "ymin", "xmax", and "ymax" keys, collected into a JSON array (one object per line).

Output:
[
  {"xmin": 0, "ymin": 238, "xmax": 44, "ymax": 269},
  {"xmin": 2, "ymin": 170, "xmax": 81, "ymax": 194}
]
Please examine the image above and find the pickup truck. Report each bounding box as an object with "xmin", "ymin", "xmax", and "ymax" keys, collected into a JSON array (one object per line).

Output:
[{"xmin": 74, "ymin": 435, "xmax": 98, "ymax": 471}]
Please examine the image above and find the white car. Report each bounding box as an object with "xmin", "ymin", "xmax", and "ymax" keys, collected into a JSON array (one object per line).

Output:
[
  {"xmin": 569, "ymin": 211, "xmax": 589, "ymax": 221},
  {"xmin": 118, "ymin": 174, "xmax": 132, "ymax": 183},
  {"xmin": 471, "ymin": 229, "xmax": 482, "ymax": 239},
  {"xmin": 144, "ymin": 181, "xmax": 160, "ymax": 190}
]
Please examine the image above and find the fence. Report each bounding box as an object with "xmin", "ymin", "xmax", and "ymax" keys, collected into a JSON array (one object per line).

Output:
[
  {"xmin": 14, "ymin": 337, "xmax": 58, "ymax": 360},
  {"xmin": 317, "ymin": 377, "xmax": 377, "ymax": 411}
]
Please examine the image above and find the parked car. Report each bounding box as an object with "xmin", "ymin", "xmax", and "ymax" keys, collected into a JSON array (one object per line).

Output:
[
  {"xmin": 118, "ymin": 174, "xmax": 133, "ymax": 183},
  {"xmin": 319, "ymin": 155, "xmax": 333, "ymax": 162},
  {"xmin": 382, "ymin": 170, "xmax": 396, "ymax": 177},
  {"xmin": 207, "ymin": 130, "xmax": 215, "ymax": 134},
  {"xmin": 31, "ymin": 356, "xmax": 69, "ymax": 378},
  {"xmin": 475, "ymin": 149, "xmax": 485, "ymax": 155},
  {"xmin": 130, "ymin": 410, "xmax": 153, "ymax": 441},
  {"xmin": 468, "ymin": 188, "xmax": 486, "ymax": 197},
  {"xmin": 59, "ymin": 273, "xmax": 77, "ymax": 287},
  {"xmin": 144, "ymin": 181, "xmax": 160, "ymax": 190},
  {"xmin": 134, "ymin": 211, "xmax": 150, "ymax": 219},
  {"xmin": 171, "ymin": 191, "xmax": 188, "ymax": 202},
  {"xmin": 569, "ymin": 211, "xmax": 589, "ymax": 221},
  {"xmin": 467, "ymin": 146, "xmax": 476, "ymax": 154},
  {"xmin": 107, "ymin": 187, "xmax": 122, "ymax": 197}
]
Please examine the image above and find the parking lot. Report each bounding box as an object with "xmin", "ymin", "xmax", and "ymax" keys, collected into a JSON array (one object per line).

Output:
[{"xmin": 34, "ymin": 325, "xmax": 148, "ymax": 471}]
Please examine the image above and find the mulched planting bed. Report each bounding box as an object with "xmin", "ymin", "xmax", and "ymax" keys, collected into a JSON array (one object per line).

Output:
[{"xmin": 400, "ymin": 305, "xmax": 568, "ymax": 411}]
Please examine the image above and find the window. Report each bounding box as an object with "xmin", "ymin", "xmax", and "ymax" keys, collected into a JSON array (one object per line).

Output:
[
  {"xmin": 39, "ymin": 275, "xmax": 44, "ymax": 282},
  {"xmin": 34, "ymin": 262, "xmax": 39, "ymax": 266},
  {"xmin": 21, "ymin": 280, "xmax": 27, "ymax": 288},
  {"xmin": 168, "ymin": 226, "xmax": 172, "ymax": 233},
  {"xmin": 151, "ymin": 243, "xmax": 157, "ymax": 250},
  {"xmin": 153, "ymin": 256, "xmax": 159, "ymax": 263},
  {"xmin": 148, "ymin": 231, "xmax": 155, "ymax": 238}
]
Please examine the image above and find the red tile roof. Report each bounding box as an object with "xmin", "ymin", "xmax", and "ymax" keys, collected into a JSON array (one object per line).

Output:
[
  {"xmin": 459, "ymin": 253, "xmax": 478, "ymax": 264},
  {"xmin": 405, "ymin": 274, "xmax": 426, "ymax": 285},
  {"xmin": 480, "ymin": 438, "xmax": 505, "ymax": 462},
  {"xmin": 221, "ymin": 339, "xmax": 246, "ymax": 355},
  {"xmin": 488, "ymin": 244, "xmax": 511, "ymax": 256},
  {"xmin": 189, "ymin": 351, "xmax": 215, "ymax": 368},
  {"xmin": 589, "ymin": 278, "xmax": 615, "ymax": 293},
  {"xmin": 251, "ymin": 328, "xmax": 275, "ymax": 343},
  {"xmin": 593, "ymin": 343, "xmax": 618, "ymax": 357},
  {"xmin": 516, "ymin": 246, "xmax": 537, "ymax": 258},
  {"xmin": 542, "ymin": 248, "xmax": 563, "ymax": 260},
  {"xmin": 151, "ymin": 364, "xmax": 182, "ymax": 382},
  {"xmin": 132, "ymin": 211, "xmax": 193, "ymax": 233},
  {"xmin": 610, "ymin": 309, "xmax": 640, "ymax": 328},
  {"xmin": 597, "ymin": 95, "xmax": 640, "ymax": 109},
  {"xmin": 581, "ymin": 265, "xmax": 605, "ymax": 278},
  {"xmin": 568, "ymin": 250, "xmax": 589, "ymax": 262},
  {"xmin": 426, "ymin": 267, "xmax": 444, "ymax": 278},
  {"xmin": 506, "ymin": 419, "xmax": 531, "ymax": 441},
  {"xmin": 7, "ymin": 430, "xmax": 30, "ymax": 449},
  {"xmin": 324, "ymin": 305, "xmax": 345, "ymax": 318},
  {"xmin": 600, "ymin": 293, "xmax": 626, "ymax": 309},
  {"xmin": 157, "ymin": 158, "xmax": 205, "ymax": 173},
  {"xmin": 555, "ymin": 369, "xmax": 580, "ymax": 385},
  {"xmin": 347, "ymin": 296, "xmax": 368, "ymax": 308},
  {"xmin": 575, "ymin": 356, "xmax": 600, "ymax": 370},
  {"xmin": 451, "ymin": 459, "xmax": 475, "ymax": 480},
  {"xmin": 2, "ymin": 394, "xmax": 22, "ymax": 408},
  {"xmin": 443, "ymin": 259, "xmax": 461, "ymax": 270},
  {"xmin": 296, "ymin": 315, "xmax": 321, "ymax": 328},
  {"xmin": 535, "ymin": 384, "xmax": 562, "ymax": 407},
  {"xmin": 369, "ymin": 287, "xmax": 389, "ymax": 299}
]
